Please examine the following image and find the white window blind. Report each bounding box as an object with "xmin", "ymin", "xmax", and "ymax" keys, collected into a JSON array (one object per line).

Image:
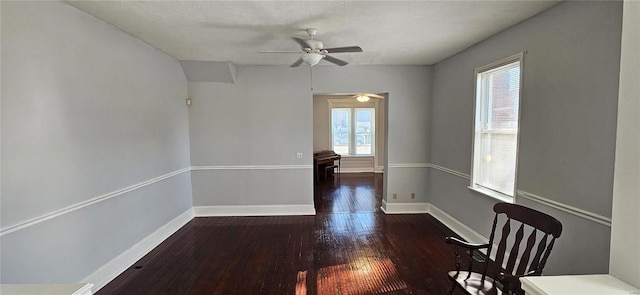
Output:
[{"xmin": 472, "ymin": 55, "xmax": 522, "ymax": 199}]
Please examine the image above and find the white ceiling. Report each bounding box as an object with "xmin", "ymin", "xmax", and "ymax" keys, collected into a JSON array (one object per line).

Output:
[{"xmin": 66, "ymin": 1, "xmax": 560, "ymax": 66}]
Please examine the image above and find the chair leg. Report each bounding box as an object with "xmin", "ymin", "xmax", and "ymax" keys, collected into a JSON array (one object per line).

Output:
[{"xmin": 446, "ymin": 281, "xmax": 457, "ymax": 295}]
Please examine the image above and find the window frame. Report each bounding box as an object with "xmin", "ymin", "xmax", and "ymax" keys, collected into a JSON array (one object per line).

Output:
[
  {"xmin": 328, "ymin": 98, "xmax": 378, "ymax": 157},
  {"xmin": 469, "ymin": 52, "xmax": 524, "ymax": 203}
]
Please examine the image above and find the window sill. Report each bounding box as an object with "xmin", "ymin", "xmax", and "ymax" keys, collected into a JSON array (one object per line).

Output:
[{"xmin": 468, "ymin": 186, "xmax": 513, "ymax": 203}]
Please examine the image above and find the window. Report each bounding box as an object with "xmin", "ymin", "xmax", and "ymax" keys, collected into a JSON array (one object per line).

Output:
[
  {"xmin": 331, "ymin": 107, "xmax": 375, "ymax": 156},
  {"xmin": 471, "ymin": 53, "xmax": 523, "ymax": 201}
]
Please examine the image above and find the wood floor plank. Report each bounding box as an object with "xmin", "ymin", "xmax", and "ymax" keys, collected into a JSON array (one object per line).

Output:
[{"xmin": 97, "ymin": 173, "xmax": 468, "ymax": 294}]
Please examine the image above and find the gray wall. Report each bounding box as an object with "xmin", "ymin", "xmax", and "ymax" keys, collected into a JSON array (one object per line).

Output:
[
  {"xmin": 1, "ymin": 1, "xmax": 192, "ymax": 283},
  {"xmin": 189, "ymin": 65, "xmax": 432, "ymax": 207},
  {"xmin": 188, "ymin": 67, "xmax": 314, "ymax": 208},
  {"xmin": 428, "ymin": 1, "xmax": 622, "ymax": 275}
]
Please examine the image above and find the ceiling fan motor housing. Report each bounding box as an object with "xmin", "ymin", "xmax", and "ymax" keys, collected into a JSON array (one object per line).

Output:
[{"xmin": 305, "ymin": 39, "xmax": 323, "ymax": 50}]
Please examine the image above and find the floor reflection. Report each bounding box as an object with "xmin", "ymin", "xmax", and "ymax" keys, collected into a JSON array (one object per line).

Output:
[
  {"xmin": 312, "ymin": 258, "xmax": 407, "ymax": 294},
  {"xmin": 315, "ymin": 173, "xmax": 383, "ymax": 213},
  {"xmin": 309, "ymin": 173, "xmax": 407, "ymax": 294}
]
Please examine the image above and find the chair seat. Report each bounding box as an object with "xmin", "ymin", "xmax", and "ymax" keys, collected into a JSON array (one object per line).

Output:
[{"xmin": 448, "ymin": 271, "xmax": 502, "ymax": 295}]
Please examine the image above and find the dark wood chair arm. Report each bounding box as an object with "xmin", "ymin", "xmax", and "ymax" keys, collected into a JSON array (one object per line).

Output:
[{"xmin": 445, "ymin": 236, "xmax": 490, "ymax": 250}]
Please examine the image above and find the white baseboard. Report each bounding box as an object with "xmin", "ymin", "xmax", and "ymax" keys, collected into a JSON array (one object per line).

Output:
[
  {"xmin": 194, "ymin": 204, "xmax": 316, "ymax": 216},
  {"xmin": 379, "ymin": 201, "xmax": 487, "ymax": 245},
  {"xmin": 339, "ymin": 168, "xmax": 375, "ymax": 173},
  {"xmin": 380, "ymin": 200, "xmax": 429, "ymax": 214},
  {"xmin": 427, "ymin": 204, "xmax": 488, "ymax": 245},
  {"xmin": 83, "ymin": 209, "xmax": 194, "ymax": 293}
]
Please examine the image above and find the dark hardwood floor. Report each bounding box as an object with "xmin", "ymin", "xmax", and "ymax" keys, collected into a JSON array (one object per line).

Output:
[{"xmin": 97, "ymin": 173, "xmax": 467, "ymax": 295}]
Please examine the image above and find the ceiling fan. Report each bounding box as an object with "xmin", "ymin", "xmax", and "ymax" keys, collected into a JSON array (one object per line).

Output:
[
  {"xmin": 351, "ymin": 93, "xmax": 385, "ymax": 102},
  {"xmin": 261, "ymin": 28, "xmax": 363, "ymax": 67}
]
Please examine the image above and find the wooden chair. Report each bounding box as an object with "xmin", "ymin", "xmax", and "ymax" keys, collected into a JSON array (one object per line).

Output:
[{"xmin": 445, "ymin": 203, "xmax": 562, "ymax": 295}]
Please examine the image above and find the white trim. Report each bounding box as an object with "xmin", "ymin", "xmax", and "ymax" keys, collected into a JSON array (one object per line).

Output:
[
  {"xmin": 428, "ymin": 203, "xmax": 519, "ymax": 263},
  {"xmin": 339, "ymin": 168, "xmax": 375, "ymax": 173},
  {"xmin": 387, "ymin": 163, "xmax": 430, "ymax": 169},
  {"xmin": 427, "ymin": 203, "xmax": 489, "ymax": 245},
  {"xmin": 190, "ymin": 165, "xmax": 312, "ymax": 170},
  {"xmin": 517, "ymin": 190, "xmax": 612, "ymax": 227},
  {"xmin": 380, "ymin": 199, "xmax": 429, "ymax": 214},
  {"xmin": 84, "ymin": 209, "xmax": 194, "ymax": 293},
  {"xmin": 429, "ymin": 163, "xmax": 471, "ymax": 180},
  {"xmin": 468, "ymin": 185, "xmax": 514, "ymax": 203},
  {"xmin": 194, "ymin": 205, "xmax": 316, "ymax": 217},
  {"xmin": 394, "ymin": 162, "xmax": 610, "ymax": 227},
  {"xmin": 0, "ymin": 168, "xmax": 191, "ymax": 236},
  {"xmin": 380, "ymin": 202, "xmax": 490, "ymax": 252},
  {"xmin": 388, "ymin": 163, "xmax": 471, "ymax": 181}
]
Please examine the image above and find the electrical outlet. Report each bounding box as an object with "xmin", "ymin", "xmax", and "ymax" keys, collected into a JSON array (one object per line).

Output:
[
  {"xmin": 411, "ymin": 193, "xmax": 416, "ymax": 199},
  {"xmin": 296, "ymin": 153, "xmax": 303, "ymax": 159},
  {"xmin": 392, "ymin": 193, "xmax": 397, "ymax": 199}
]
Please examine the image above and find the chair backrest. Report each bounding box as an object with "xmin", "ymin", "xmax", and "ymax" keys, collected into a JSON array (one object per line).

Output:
[{"xmin": 484, "ymin": 203, "xmax": 563, "ymax": 277}]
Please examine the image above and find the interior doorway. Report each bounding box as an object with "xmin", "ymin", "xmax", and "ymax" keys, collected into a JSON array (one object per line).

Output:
[{"xmin": 312, "ymin": 93, "xmax": 387, "ymax": 212}]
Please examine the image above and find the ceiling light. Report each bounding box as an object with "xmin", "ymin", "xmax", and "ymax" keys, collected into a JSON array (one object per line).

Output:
[
  {"xmin": 301, "ymin": 53, "xmax": 323, "ymax": 67},
  {"xmin": 356, "ymin": 94, "xmax": 370, "ymax": 102}
]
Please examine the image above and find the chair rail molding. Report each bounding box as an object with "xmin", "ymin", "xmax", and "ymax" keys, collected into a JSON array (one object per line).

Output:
[
  {"xmin": 387, "ymin": 163, "xmax": 430, "ymax": 169},
  {"xmin": 0, "ymin": 167, "xmax": 191, "ymax": 236},
  {"xmin": 191, "ymin": 165, "xmax": 312, "ymax": 171},
  {"xmin": 404, "ymin": 161, "xmax": 611, "ymax": 227},
  {"xmin": 388, "ymin": 162, "xmax": 470, "ymax": 179},
  {"xmin": 428, "ymin": 163, "xmax": 471, "ymax": 180},
  {"xmin": 2, "ymin": 165, "xmax": 314, "ymax": 236},
  {"xmin": 517, "ymin": 190, "xmax": 611, "ymax": 227}
]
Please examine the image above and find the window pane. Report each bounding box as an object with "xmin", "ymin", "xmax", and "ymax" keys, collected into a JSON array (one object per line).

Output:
[
  {"xmin": 476, "ymin": 130, "xmax": 518, "ymax": 195},
  {"xmin": 332, "ymin": 108, "xmax": 350, "ymax": 155},
  {"xmin": 355, "ymin": 108, "xmax": 374, "ymax": 155},
  {"xmin": 474, "ymin": 60, "xmax": 520, "ymax": 196}
]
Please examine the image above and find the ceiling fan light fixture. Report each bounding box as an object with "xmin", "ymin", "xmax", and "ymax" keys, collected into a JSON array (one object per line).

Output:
[
  {"xmin": 301, "ymin": 53, "xmax": 323, "ymax": 67},
  {"xmin": 356, "ymin": 94, "xmax": 370, "ymax": 102}
]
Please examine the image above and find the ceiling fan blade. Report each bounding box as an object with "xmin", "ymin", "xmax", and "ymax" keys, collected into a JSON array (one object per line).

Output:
[
  {"xmin": 367, "ymin": 93, "xmax": 385, "ymax": 99},
  {"xmin": 323, "ymin": 55, "xmax": 348, "ymax": 66},
  {"xmin": 292, "ymin": 37, "xmax": 311, "ymax": 49},
  {"xmin": 290, "ymin": 58, "xmax": 304, "ymax": 67},
  {"xmin": 324, "ymin": 46, "xmax": 363, "ymax": 53}
]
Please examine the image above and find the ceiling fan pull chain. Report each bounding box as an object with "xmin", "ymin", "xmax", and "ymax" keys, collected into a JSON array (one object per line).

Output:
[{"xmin": 310, "ymin": 67, "xmax": 314, "ymax": 91}]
